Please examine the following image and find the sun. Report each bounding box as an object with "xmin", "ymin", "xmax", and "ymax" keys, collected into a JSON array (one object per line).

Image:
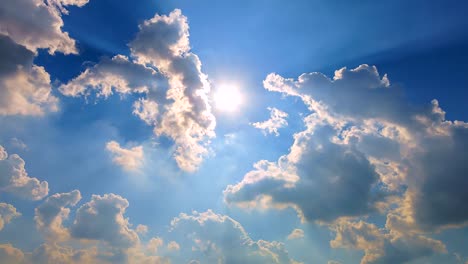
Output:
[{"xmin": 213, "ymin": 84, "xmax": 243, "ymax": 112}]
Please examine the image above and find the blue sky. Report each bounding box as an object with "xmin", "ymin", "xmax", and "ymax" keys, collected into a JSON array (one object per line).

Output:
[{"xmin": 0, "ymin": 0, "xmax": 467, "ymax": 263}]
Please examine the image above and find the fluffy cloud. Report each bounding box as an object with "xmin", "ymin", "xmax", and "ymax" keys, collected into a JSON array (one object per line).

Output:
[
  {"xmin": 224, "ymin": 123, "xmax": 382, "ymax": 223},
  {"xmin": 166, "ymin": 241, "xmax": 180, "ymax": 251},
  {"xmin": 61, "ymin": 9, "xmax": 216, "ymax": 172},
  {"xmin": 0, "ymin": 35, "xmax": 58, "ymax": 116},
  {"xmin": 0, "ymin": 203, "xmax": 20, "ymax": 231},
  {"xmin": 0, "ymin": 244, "xmax": 25, "ymax": 264},
  {"xmin": 59, "ymin": 55, "xmax": 166, "ymax": 98},
  {"xmin": 135, "ymin": 224, "xmax": 148, "ymax": 235},
  {"xmin": 0, "ymin": 145, "xmax": 49, "ymax": 200},
  {"xmin": 0, "ymin": 0, "xmax": 90, "ymax": 54},
  {"xmin": 287, "ymin": 229, "xmax": 304, "ymax": 240},
  {"xmin": 147, "ymin": 237, "xmax": 163, "ymax": 254},
  {"xmin": 70, "ymin": 193, "xmax": 139, "ymax": 248},
  {"xmin": 251, "ymin": 107, "xmax": 288, "ymax": 136},
  {"xmin": 129, "ymin": 9, "xmax": 216, "ymax": 172},
  {"xmin": 106, "ymin": 141, "xmax": 144, "ymax": 172},
  {"xmin": 331, "ymin": 220, "xmax": 446, "ymax": 264},
  {"xmin": 34, "ymin": 190, "xmax": 82, "ymax": 240},
  {"xmin": 170, "ymin": 210, "xmax": 298, "ymax": 263},
  {"xmin": 226, "ymin": 64, "xmax": 468, "ymax": 234}
]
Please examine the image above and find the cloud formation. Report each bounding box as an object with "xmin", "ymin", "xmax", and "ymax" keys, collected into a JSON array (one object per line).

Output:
[
  {"xmin": 0, "ymin": 145, "xmax": 49, "ymax": 200},
  {"xmin": 251, "ymin": 107, "xmax": 288, "ymax": 136},
  {"xmin": 106, "ymin": 141, "xmax": 144, "ymax": 172},
  {"xmin": 0, "ymin": 203, "xmax": 20, "ymax": 231},
  {"xmin": 225, "ymin": 64, "xmax": 468, "ymax": 263},
  {"xmin": 331, "ymin": 220, "xmax": 446, "ymax": 264},
  {"xmin": 129, "ymin": 9, "xmax": 216, "ymax": 172},
  {"xmin": 61, "ymin": 9, "xmax": 216, "ymax": 172},
  {"xmin": 170, "ymin": 210, "xmax": 299, "ymax": 264},
  {"xmin": 35, "ymin": 190, "xmax": 82, "ymax": 240},
  {"xmin": 0, "ymin": 35, "xmax": 58, "ymax": 116},
  {"xmin": 70, "ymin": 193, "xmax": 139, "ymax": 248},
  {"xmin": 0, "ymin": 0, "xmax": 89, "ymax": 54},
  {"xmin": 287, "ymin": 229, "xmax": 304, "ymax": 240}
]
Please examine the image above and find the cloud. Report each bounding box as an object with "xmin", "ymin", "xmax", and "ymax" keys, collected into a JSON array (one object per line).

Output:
[
  {"xmin": 287, "ymin": 229, "xmax": 304, "ymax": 240},
  {"xmin": 227, "ymin": 64, "xmax": 468, "ymax": 233},
  {"xmin": 147, "ymin": 237, "xmax": 163, "ymax": 254},
  {"xmin": 59, "ymin": 55, "xmax": 167, "ymax": 98},
  {"xmin": 0, "ymin": 145, "xmax": 49, "ymax": 200},
  {"xmin": 0, "ymin": 203, "xmax": 20, "ymax": 231},
  {"xmin": 70, "ymin": 193, "xmax": 139, "ymax": 248},
  {"xmin": 129, "ymin": 9, "xmax": 216, "ymax": 172},
  {"xmin": 167, "ymin": 241, "xmax": 180, "ymax": 251},
  {"xmin": 135, "ymin": 224, "xmax": 148, "ymax": 235},
  {"xmin": 34, "ymin": 190, "xmax": 82, "ymax": 240},
  {"xmin": 251, "ymin": 107, "xmax": 288, "ymax": 136},
  {"xmin": 224, "ymin": 124, "xmax": 382, "ymax": 223},
  {"xmin": 0, "ymin": 244, "xmax": 25, "ymax": 264},
  {"xmin": 0, "ymin": 0, "xmax": 90, "ymax": 54},
  {"xmin": 331, "ymin": 220, "xmax": 446, "ymax": 264},
  {"xmin": 61, "ymin": 9, "xmax": 216, "ymax": 172},
  {"xmin": 170, "ymin": 210, "xmax": 298, "ymax": 263},
  {"xmin": 106, "ymin": 141, "xmax": 144, "ymax": 172},
  {"xmin": 0, "ymin": 35, "xmax": 58, "ymax": 116}
]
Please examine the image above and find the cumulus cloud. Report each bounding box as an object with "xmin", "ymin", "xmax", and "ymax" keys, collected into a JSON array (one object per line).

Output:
[
  {"xmin": 167, "ymin": 241, "xmax": 180, "ymax": 251},
  {"xmin": 331, "ymin": 220, "xmax": 446, "ymax": 264},
  {"xmin": 170, "ymin": 210, "xmax": 298, "ymax": 263},
  {"xmin": 147, "ymin": 237, "xmax": 163, "ymax": 254},
  {"xmin": 251, "ymin": 107, "xmax": 288, "ymax": 136},
  {"xmin": 0, "ymin": 244, "xmax": 25, "ymax": 264},
  {"xmin": 61, "ymin": 9, "xmax": 216, "ymax": 172},
  {"xmin": 0, "ymin": 203, "xmax": 20, "ymax": 231},
  {"xmin": 71, "ymin": 193, "xmax": 139, "ymax": 248},
  {"xmin": 0, "ymin": 35, "xmax": 58, "ymax": 116},
  {"xmin": 129, "ymin": 9, "xmax": 216, "ymax": 172},
  {"xmin": 59, "ymin": 55, "xmax": 167, "ymax": 98},
  {"xmin": 0, "ymin": 0, "xmax": 90, "ymax": 54},
  {"xmin": 287, "ymin": 229, "xmax": 304, "ymax": 240},
  {"xmin": 34, "ymin": 190, "xmax": 82, "ymax": 240},
  {"xmin": 135, "ymin": 224, "xmax": 148, "ymax": 235},
  {"xmin": 224, "ymin": 124, "xmax": 382, "ymax": 223},
  {"xmin": 226, "ymin": 64, "xmax": 468, "ymax": 234},
  {"xmin": 106, "ymin": 141, "xmax": 144, "ymax": 172},
  {"xmin": 0, "ymin": 145, "xmax": 49, "ymax": 200}
]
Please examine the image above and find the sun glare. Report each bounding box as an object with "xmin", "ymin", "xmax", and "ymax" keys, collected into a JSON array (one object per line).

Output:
[{"xmin": 214, "ymin": 84, "xmax": 243, "ymax": 112}]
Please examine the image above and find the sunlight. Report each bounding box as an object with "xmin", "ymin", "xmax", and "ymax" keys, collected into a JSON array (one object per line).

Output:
[{"xmin": 214, "ymin": 84, "xmax": 243, "ymax": 112}]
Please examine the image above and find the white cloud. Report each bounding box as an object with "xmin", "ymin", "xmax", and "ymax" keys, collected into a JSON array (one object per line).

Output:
[
  {"xmin": 0, "ymin": 0, "xmax": 90, "ymax": 54},
  {"xmin": 224, "ymin": 122, "xmax": 382, "ymax": 222},
  {"xmin": 170, "ymin": 210, "xmax": 298, "ymax": 263},
  {"xmin": 61, "ymin": 9, "xmax": 216, "ymax": 172},
  {"xmin": 331, "ymin": 220, "xmax": 446, "ymax": 264},
  {"xmin": 59, "ymin": 55, "xmax": 166, "ymax": 98},
  {"xmin": 34, "ymin": 190, "xmax": 82, "ymax": 240},
  {"xmin": 136, "ymin": 224, "xmax": 149, "ymax": 235},
  {"xmin": 0, "ymin": 145, "xmax": 49, "ymax": 200},
  {"xmin": 147, "ymin": 237, "xmax": 163, "ymax": 254},
  {"xmin": 70, "ymin": 193, "xmax": 139, "ymax": 248},
  {"xmin": 0, "ymin": 244, "xmax": 25, "ymax": 264},
  {"xmin": 251, "ymin": 107, "xmax": 288, "ymax": 136},
  {"xmin": 106, "ymin": 141, "xmax": 144, "ymax": 172},
  {"xmin": 0, "ymin": 35, "xmax": 58, "ymax": 116},
  {"xmin": 129, "ymin": 9, "xmax": 216, "ymax": 172},
  {"xmin": 226, "ymin": 64, "xmax": 468, "ymax": 233},
  {"xmin": 287, "ymin": 229, "xmax": 304, "ymax": 240},
  {"xmin": 0, "ymin": 203, "xmax": 20, "ymax": 231},
  {"xmin": 167, "ymin": 241, "xmax": 180, "ymax": 251}
]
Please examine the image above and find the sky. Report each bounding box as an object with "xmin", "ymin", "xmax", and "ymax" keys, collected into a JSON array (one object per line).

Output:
[{"xmin": 0, "ymin": 0, "xmax": 468, "ymax": 263}]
